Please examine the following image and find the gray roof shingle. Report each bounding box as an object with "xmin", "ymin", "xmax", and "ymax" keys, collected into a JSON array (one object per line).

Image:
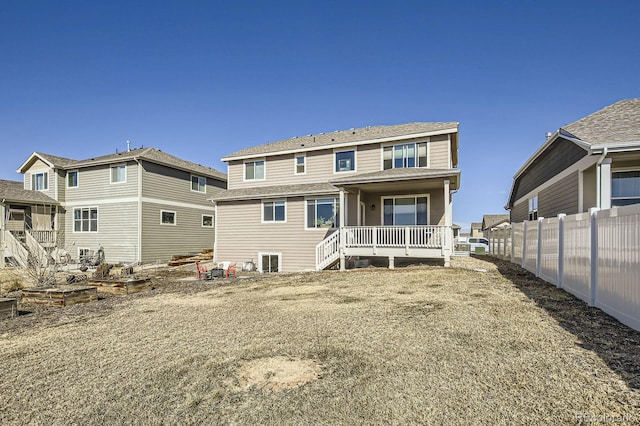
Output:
[
  {"xmin": 210, "ymin": 182, "xmax": 339, "ymax": 202},
  {"xmin": 32, "ymin": 148, "xmax": 226, "ymax": 181},
  {"xmin": 482, "ymin": 214, "xmax": 510, "ymax": 229},
  {"xmin": 0, "ymin": 179, "xmax": 59, "ymax": 204},
  {"xmin": 330, "ymin": 167, "xmax": 460, "ymax": 186},
  {"xmin": 223, "ymin": 122, "xmax": 458, "ymax": 159},
  {"xmin": 562, "ymin": 98, "xmax": 640, "ymax": 145}
]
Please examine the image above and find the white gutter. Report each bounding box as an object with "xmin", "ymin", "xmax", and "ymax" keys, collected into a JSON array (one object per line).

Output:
[
  {"xmin": 596, "ymin": 147, "xmax": 608, "ymax": 209},
  {"xmin": 591, "ymin": 141, "xmax": 640, "ymax": 153}
]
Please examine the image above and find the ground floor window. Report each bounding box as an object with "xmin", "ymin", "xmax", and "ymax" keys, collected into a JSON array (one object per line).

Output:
[
  {"xmin": 74, "ymin": 207, "xmax": 98, "ymax": 232},
  {"xmin": 161, "ymin": 210, "xmax": 176, "ymax": 225},
  {"xmin": 612, "ymin": 170, "xmax": 640, "ymax": 206},
  {"xmin": 202, "ymin": 214, "xmax": 213, "ymax": 228},
  {"xmin": 263, "ymin": 200, "xmax": 286, "ymax": 222},
  {"xmin": 259, "ymin": 252, "xmax": 280, "ymax": 273},
  {"xmin": 382, "ymin": 196, "xmax": 428, "ymax": 225},
  {"xmin": 78, "ymin": 247, "xmax": 94, "ymax": 262},
  {"xmin": 306, "ymin": 198, "xmax": 339, "ymax": 229}
]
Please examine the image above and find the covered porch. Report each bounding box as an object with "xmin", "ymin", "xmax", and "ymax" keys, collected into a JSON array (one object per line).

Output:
[{"xmin": 317, "ymin": 168, "xmax": 460, "ymax": 270}]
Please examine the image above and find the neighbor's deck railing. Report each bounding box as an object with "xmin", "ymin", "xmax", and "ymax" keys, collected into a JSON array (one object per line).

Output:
[{"xmin": 28, "ymin": 230, "xmax": 56, "ymax": 247}]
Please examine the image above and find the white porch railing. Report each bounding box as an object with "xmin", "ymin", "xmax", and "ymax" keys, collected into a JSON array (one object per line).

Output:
[
  {"xmin": 25, "ymin": 231, "xmax": 50, "ymax": 267},
  {"xmin": 316, "ymin": 225, "xmax": 450, "ymax": 270},
  {"xmin": 343, "ymin": 225, "xmax": 447, "ymax": 250},
  {"xmin": 28, "ymin": 230, "xmax": 56, "ymax": 247}
]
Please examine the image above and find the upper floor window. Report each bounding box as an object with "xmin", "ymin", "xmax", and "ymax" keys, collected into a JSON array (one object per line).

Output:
[
  {"xmin": 245, "ymin": 160, "xmax": 265, "ymax": 180},
  {"xmin": 67, "ymin": 171, "xmax": 78, "ymax": 188},
  {"xmin": 335, "ymin": 150, "xmax": 355, "ymax": 172},
  {"xmin": 528, "ymin": 196, "xmax": 538, "ymax": 220},
  {"xmin": 383, "ymin": 142, "xmax": 427, "ymax": 170},
  {"xmin": 31, "ymin": 172, "xmax": 48, "ymax": 191},
  {"xmin": 191, "ymin": 175, "xmax": 206, "ymax": 193},
  {"xmin": 612, "ymin": 170, "xmax": 640, "ymax": 206},
  {"xmin": 74, "ymin": 207, "xmax": 98, "ymax": 232},
  {"xmin": 306, "ymin": 198, "xmax": 339, "ymax": 229},
  {"xmin": 111, "ymin": 164, "xmax": 126, "ymax": 184},
  {"xmin": 262, "ymin": 200, "xmax": 286, "ymax": 222},
  {"xmin": 295, "ymin": 154, "xmax": 306, "ymax": 174}
]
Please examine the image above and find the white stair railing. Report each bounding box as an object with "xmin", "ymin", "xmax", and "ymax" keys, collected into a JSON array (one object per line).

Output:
[
  {"xmin": 316, "ymin": 230, "xmax": 341, "ymax": 270},
  {"xmin": 3, "ymin": 230, "xmax": 29, "ymax": 268}
]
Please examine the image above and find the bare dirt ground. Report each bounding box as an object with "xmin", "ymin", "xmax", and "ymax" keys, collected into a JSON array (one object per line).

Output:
[{"xmin": 1, "ymin": 257, "xmax": 639, "ymax": 425}]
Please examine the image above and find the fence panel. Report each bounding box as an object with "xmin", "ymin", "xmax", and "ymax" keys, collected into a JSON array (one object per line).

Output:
[
  {"xmin": 539, "ymin": 217, "xmax": 560, "ymax": 286},
  {"xmin": 595, "ymin": 205, "xmax": 640, "ymax": 331},
  {"xmin": 561, "ymin": 212, "xmax": 591, "ymax": 303},
  {"xmin": 524, "ymin": 220, "xmax": 538, "ymax": 274},
  {"xmin": 512, "ymin": 222, "xmax": 524, "ymax": 264}
]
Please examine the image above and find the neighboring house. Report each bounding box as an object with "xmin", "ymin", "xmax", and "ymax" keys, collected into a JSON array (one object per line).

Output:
[
  {"xmin": 212, "ymin": 122, "xmax": 460, "ymax": 272},
  {"xmin": 470, "ymin": 222, "xmax": 483, "ymax": 237},
  {"xmin": 1, "ymin": 147, "xmax": 226, "ymax": 268},
  {"xmin": 481, "ymin": 214, "xmax": 510, "ymax": 231},
  {"xmin": 507, "ymin": 98, "xmax": 640, "ymax": 221}
]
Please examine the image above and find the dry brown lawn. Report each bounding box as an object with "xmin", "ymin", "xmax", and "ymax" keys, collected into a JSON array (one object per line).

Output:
[{"xmin": 1, "ymin": 257, "xmax": 639, "ymax": 425}]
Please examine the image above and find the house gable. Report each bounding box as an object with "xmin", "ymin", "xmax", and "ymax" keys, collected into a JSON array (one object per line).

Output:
[{"xmin": 508, "ymin": 137, "xmax": 588, "ymax": 208}]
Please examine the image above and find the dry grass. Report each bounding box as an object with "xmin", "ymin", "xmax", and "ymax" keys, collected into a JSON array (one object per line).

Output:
[{"xmin": 1, "ymin": 257, "xmax": 640, "ymax": 424}]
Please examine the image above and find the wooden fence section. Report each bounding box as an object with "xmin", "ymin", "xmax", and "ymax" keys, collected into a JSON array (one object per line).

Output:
[{"xmin": 486, "ymin": 205, "xmax": 640, "ymax": 332}]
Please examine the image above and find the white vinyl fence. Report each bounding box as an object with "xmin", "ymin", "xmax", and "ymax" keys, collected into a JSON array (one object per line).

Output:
[{"xmin": 486, "ymin": 205, "xmax": 640, "ymax": 332}]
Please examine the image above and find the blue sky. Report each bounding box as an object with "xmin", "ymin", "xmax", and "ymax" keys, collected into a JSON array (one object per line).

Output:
[{"xmin": 1, "ymin": 1, "xmax": 639, "ymax": 231}]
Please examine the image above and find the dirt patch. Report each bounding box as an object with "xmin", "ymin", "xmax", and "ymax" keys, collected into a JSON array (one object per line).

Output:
[{"xmin": 237, "ymin": 356, "xmax": 322, "ymax": 393}]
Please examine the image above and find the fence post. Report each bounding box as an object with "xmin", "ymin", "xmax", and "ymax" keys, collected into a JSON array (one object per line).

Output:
[
  {"xmin": 536, "ymin": 217, "xmax": 544, "ymax": 278},
  {"xmin": 521, "ymin": 221, "xmax": 527, "ymax": 268},
  {"xmin": 502, "ymin": 228, "xmax": 508, "ymax": 259},
  {"xmin": 510, "ymin": 225, "xmax": 515, "ymax": 263},
  {"xmin": 589, "ymin": 208, "xmax": 600, "ymax": 306},
  {"xmin": 557, "ymin": 213, "xmax": 566, "ymax": 288}
]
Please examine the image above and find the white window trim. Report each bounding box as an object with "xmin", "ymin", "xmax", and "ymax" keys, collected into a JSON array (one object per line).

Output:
[
  {"xmin": 110, "ymin": 164, "xmax": 127, "ymax": 184},
  {"xmin": 258, "ymin": 252, "xmax": 281, "ymax": 273},
  {"xmin": 243, "ymin": 158, "xmax": 266, "ymax": 182},
  {"xmin": 380, "ymin": 194, "xmax": 431, "ymax": 226},
  {"xmin": 72, "ymin": 206, "xmax": 99, "ymax": 233},
  {"xmin": 160, "ymin": 210, "xmax": 177, "ymax": 226},
  {"xmin": 528, "ymin": 195, "xmax": 539, "ymax": 221},
  {"xmin": 191, "ymin": 174, "xmax": 207, "ymax": 194},
  {"xmin": 294, "ymin": 154, "xmax": 306, "ymax": 175},
  {"xmin": 67, "ymin": 170, "xmax": 79, "ymax": 188},
  {"xmin": 611, "ymin": 167, "xmax": 640, "ymax": 205},
  {"xmin": 261, "ymin": 199, "xmax": 287, "ymax": 223},
  {"xmin": 31, "ymin": 171, "xmax": 49, "ymax": 191},
  {"xmin": 202, "ymin": 214, "xmax": 214, "ymax": 228},
  {"xmin": 333, "ymin": 149, "xmax": 356, "ymax": 174},
  {"xmin": 380, "ymin": 139, "xmax": 430, "ymax": 170},
  {"xmin": 78, "ymin": 247, "xmax": 94, "ymax": 262},
  {"xmin": 305, "ymin": 197, "xmax": 340, "ymax": 230}
]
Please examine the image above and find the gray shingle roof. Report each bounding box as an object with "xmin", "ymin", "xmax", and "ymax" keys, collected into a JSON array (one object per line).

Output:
[
  {"xmin": 0, "ymin": 179, "xmax": 59, "ymax": 204},
  {"xmin": 210, "ymin": 182, "xmax": 339, "ymax": 202},
  {"xmin": 32, "ymin": 148, "xmax": 227, "ymax": 181},
  {"xmin": 330, "ymin": 167, "xmax": 460, "ymax": 187},
  {"xmin": 482, "ymin": 214, "xmax": 510, "ymax": 229},
  {"xmin": 562, "ymin": 98, "xmax": 640, "ymax": 145},
  {"xmin": 223, "ymin": 122, "xmax": 458, "ymax": 159}
]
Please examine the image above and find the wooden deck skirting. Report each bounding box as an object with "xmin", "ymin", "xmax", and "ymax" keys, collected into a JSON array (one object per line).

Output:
[
  {"xmin": 21, "ymin": 286, "xmax": 98, "ymax": 307},
  {"xmin": 88, "ymin": 278, "xmax": 152, "ymax": 295},
  {"xmin": 0, "ymin": 298, "xmax": 19, "ymax": 318}
]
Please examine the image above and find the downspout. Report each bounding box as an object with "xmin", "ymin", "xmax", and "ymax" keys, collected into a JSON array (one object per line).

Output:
[
  {"xmin": 596, "ymin": 147, "xmax": 608, "ymax": 209},
  {"xmin": 134, "ymin": 157, "xmax": 142, "ymax": 264},
  {"xmin": 212, "ymin": 201, "xmax": 218, "ymax": 263}
]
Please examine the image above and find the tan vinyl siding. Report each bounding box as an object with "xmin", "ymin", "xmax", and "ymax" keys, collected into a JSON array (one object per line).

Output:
[
  {"xmin": 429, "ymin": 135, "xmax": 450, "ymax": 169},
  {"xmin": 63, "ymin": 162, "xmax": 139, "ymax": 202},
  {"xmin": 140, "ymin": 202, "xmax": 214, "ymax": 262},
  {"xmin": 582, "ymin": 165, "xmax": 597, "ymax": 212},
  {"xmin": 24, "ymin": 159, "xmax": 56, "ymax": 199},
  {"xmin": 358, "ymin": 189, "xmax": 445, "ymax": 226},
  {"xmin": 141, "ymin": 161, "xmax": 224, "ymax": 206},
  {"xmin": 63, "ymin": 202, "xmax": 138, "ymax": 263},
  {"xmin": 215, "ymin": 197, "xmax": 338, "ymax": 271},
  {"xmin": 539, "ymin": 171, "xmax": 579, "ymax": 217},
  {"xmin": 56, "ymin": 169, "xmax": 65, "ymax": 201},
  {"xmin": 511, "ymin": 200, "xmax": 529, "ymax": 223}
]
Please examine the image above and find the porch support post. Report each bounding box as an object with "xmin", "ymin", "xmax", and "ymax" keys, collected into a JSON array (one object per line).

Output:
[
  {"xmin": 599, "ymin": 158, "xmax": 612, "ymax": 210},
  {"xmin": 339, "ymin": 188, "xmax": 346, "ymax": 271},
  {"xmin": 388, "ymin": 256, "xmax": 395, "ymax": 269},
  {"xmin": 356, "ymin": 190, "xmax": 361, "ymax": 226},
  {"xmin": 443, "ymin": 179, "xmax": 452, "ymax": 267},
  {"xmin": 0, "ymin": 203, "xmax": 5, "ymax": 268}
]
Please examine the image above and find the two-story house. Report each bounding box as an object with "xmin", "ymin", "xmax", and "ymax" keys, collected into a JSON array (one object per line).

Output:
[
  {"xmin": 212, "ymin": 122, "xmax": 460, "ymax": 272},
  {"xmin": 1, "ymin": 147, "xmax": 227, "ymax": 268}
]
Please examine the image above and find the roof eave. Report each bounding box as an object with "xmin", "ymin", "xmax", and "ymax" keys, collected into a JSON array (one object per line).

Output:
[
  {"xmin": 590, "ymin": 141, "xmax": 640, "ymax": 153},
  {"xmin": 221, "ymin": 127, "xmax": 459, "ymax": 162},
  {"xmin": 17, "ymin": 152, "xmax": 54, "ymax": 173},
  {"xmin": 210, "ymin": 187, "xmax": 339, "ymax": 202}
]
